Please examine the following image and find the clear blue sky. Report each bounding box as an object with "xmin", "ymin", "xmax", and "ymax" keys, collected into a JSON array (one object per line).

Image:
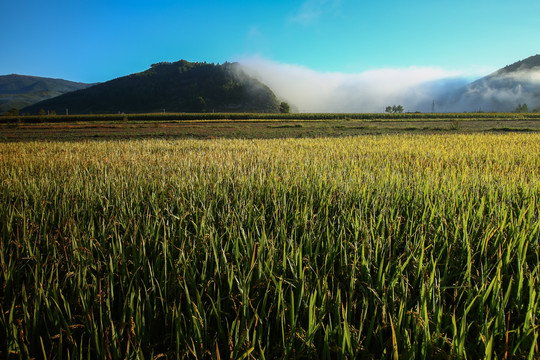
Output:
[{"xmin": 1, "ymin": 0, "xmax": 539, "ymax": 83}]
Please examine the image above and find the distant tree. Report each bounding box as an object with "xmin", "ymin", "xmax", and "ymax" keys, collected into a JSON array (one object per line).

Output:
[
  {"xmin": 386, "ymin": 105, "xmax": 404, "ymax": 114},
  {"xmin": 515, "ymin": 103, "xmax": 529, "ymax": 113},
  {"xmin": 5, "ymin": 108, "xmax": 19, "ymax": 116},
  {"xmin": 38, "ymin": 109, "xmax": 46, "ymax": 122},
  {"xmin": 279, "ymin": 102, "xmax": 290, "ymax": 114}
]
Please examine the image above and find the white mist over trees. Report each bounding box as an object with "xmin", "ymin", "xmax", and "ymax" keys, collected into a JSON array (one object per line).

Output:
[
  {"xmin": 239, "ymin": 55, "xmax": 540, "ymax": 113},
  {"xmin": 439, "ymin": 58, "xmax": 540, "ymax": 112},
  {"xmin": 239, "ymin": 57, "xmax": 471, "ymax": 113}
]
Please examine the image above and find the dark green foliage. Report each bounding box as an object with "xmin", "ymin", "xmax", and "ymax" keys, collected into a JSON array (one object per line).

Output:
[
  {"xmin": 385, "ymin": 105, "xmax": 404, "ymax": 113},
  {"xmin": 515, "ymin": 103, "xmax": 529, "ymax": 113},
  {"xmin": 22, "ymin": 61, "xmax": 281, "ymax": 114},
  {"xmin": 280, "ymin": 101, "xmax": 291, "ymax": 113},
  {"xmin": 3, "ymin": 108, "xmax": 19, "ymax": 116}
]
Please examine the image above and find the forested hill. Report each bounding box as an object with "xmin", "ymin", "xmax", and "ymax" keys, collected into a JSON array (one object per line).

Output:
[
  {"xmin": 438, "ymin": 54, "xmax": 540, "ymax": 112},
  {"xmin": 0, "ymin": 74, "xmax": 91, "ymax": 113},
  {"xmin": 495, "ymin": 54, "xmax": 540, "ymax": 74},
  {"xmin": 23, "ymin": 60, "xmax": 281, "ymax": 114}
]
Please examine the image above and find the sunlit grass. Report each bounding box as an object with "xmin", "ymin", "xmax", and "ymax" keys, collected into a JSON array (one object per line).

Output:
[{"xmin": 1, "ymin": 133, "xmax": 539, "ymax": 359}]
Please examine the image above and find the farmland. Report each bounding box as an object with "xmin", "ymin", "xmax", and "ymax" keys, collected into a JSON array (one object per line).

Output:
[
  {"xmin": 1, "ymin": 115, "xmax": 540, "ymax": 358},
  {"xmin": 2, "ymin": 112, "xmax": 540, "ymax": 141}
]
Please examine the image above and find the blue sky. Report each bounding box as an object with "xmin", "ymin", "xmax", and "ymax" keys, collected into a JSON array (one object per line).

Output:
[{"xmin": 1, "ymin": 0, "xmax": 539, "ymax": 84}]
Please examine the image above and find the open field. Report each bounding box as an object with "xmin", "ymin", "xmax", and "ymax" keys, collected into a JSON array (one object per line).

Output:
[
  {"xmin": 1, "ymin": 131, "xmax": 539, "ymax": 359},
  {"xmin": 1, "ymin": 118, "xmax": 540, "ymax": 142},
  {"xmin": 1, "ymin": 112, "xmax": 540, "ymax": 141}
]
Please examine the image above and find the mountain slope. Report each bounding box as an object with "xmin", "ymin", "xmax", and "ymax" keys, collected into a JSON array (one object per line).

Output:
[
  {"xmin": 439, "ymin": 54, "xmax": 540, "ymax": 112},
  {"xmin": 23, "ymin": 60, "xmax": 280, "ymax": 114},
  {"xmin": 0, "ymin": 74, "xmax": 91, "ymax": 113}
]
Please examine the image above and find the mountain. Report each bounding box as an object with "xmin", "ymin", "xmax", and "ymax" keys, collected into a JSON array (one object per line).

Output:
[
  {"xmin": 22, "ymin": 60, "xmax": 281, "ymax": 114},
  {"xmin": 438, "ymin": 54, "xmax": 540, "ymax": 112},
  {"xmin": 0, "ymin": 74, "xmax": 92, "ymax": 113}
]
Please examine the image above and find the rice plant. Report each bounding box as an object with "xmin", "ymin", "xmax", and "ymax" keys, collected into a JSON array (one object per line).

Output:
[{"xmin": 1, "ymin": 133, "xmax": 539, "ymax": 359}]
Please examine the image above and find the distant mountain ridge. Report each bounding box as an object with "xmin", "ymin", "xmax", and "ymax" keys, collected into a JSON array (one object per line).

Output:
[
  {"xmin": 0, "ymin": 74, "xmax": 92, "ymax": 113},
  {"xmin": 22, "ymin": 60, "xmax": 281, "ymax": 114},
  {"xmin": 496, "ymin": 54, "xmax": 540, "ymax": 74},
  {"xmin": 6, "ymin": 55, "xmax": 540, "ymax": 115},
  {"xmin": 439, "ymin": 54, "xmax": 540, "ymax": 112}
]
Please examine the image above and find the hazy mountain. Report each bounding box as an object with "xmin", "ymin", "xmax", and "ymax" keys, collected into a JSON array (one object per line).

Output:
[
  {"xmin": 11, "ymin": 56, "xmax": 540, "ymax": 115},
  {"xmin": 23, "ymin": 60, "xmax": 280, "ymax": 114},
  {"xmin": 438, "ymin": 54, "xmax": 540, "ymax": 112},
  {"xmin": 0, "ymin": 74, "xmax": 91, "ymax": 113}
]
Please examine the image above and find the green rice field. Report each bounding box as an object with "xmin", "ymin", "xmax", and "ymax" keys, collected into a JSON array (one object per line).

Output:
[{"xmin": 1, "ymin": 132, "xmax": 539, "ymax": 358}]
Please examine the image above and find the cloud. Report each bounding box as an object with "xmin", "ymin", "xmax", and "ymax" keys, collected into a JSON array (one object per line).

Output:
[
  {"xmin": 238, "ymin": 56, "xmax": 472, "ymax": 113},
  {"xmin": 289, "ymin": 0, "xmax": 342, "ymax": 25},
  {"xmin": 494, "ymin": 67, "xmax": 540, "ymax": 83},
  {"xmin": 431, "ymin": 64, "xmax": 540, "ymax": 112}
]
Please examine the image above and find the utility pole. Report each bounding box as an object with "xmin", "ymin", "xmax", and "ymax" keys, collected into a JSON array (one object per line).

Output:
[{"xmin": 432, "ymin": 100, "xmax": 435, "ymax": 113}]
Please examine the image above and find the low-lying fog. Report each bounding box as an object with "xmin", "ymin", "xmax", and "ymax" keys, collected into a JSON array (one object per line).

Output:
[{"xmin": 239, "ymin": 57, "xmax": 540, "ymax": 113}]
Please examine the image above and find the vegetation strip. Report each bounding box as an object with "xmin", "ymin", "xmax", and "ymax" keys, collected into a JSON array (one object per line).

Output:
[{"xmin": 3, "ymin": 112, "xmax": 540, "ymax": 124}]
